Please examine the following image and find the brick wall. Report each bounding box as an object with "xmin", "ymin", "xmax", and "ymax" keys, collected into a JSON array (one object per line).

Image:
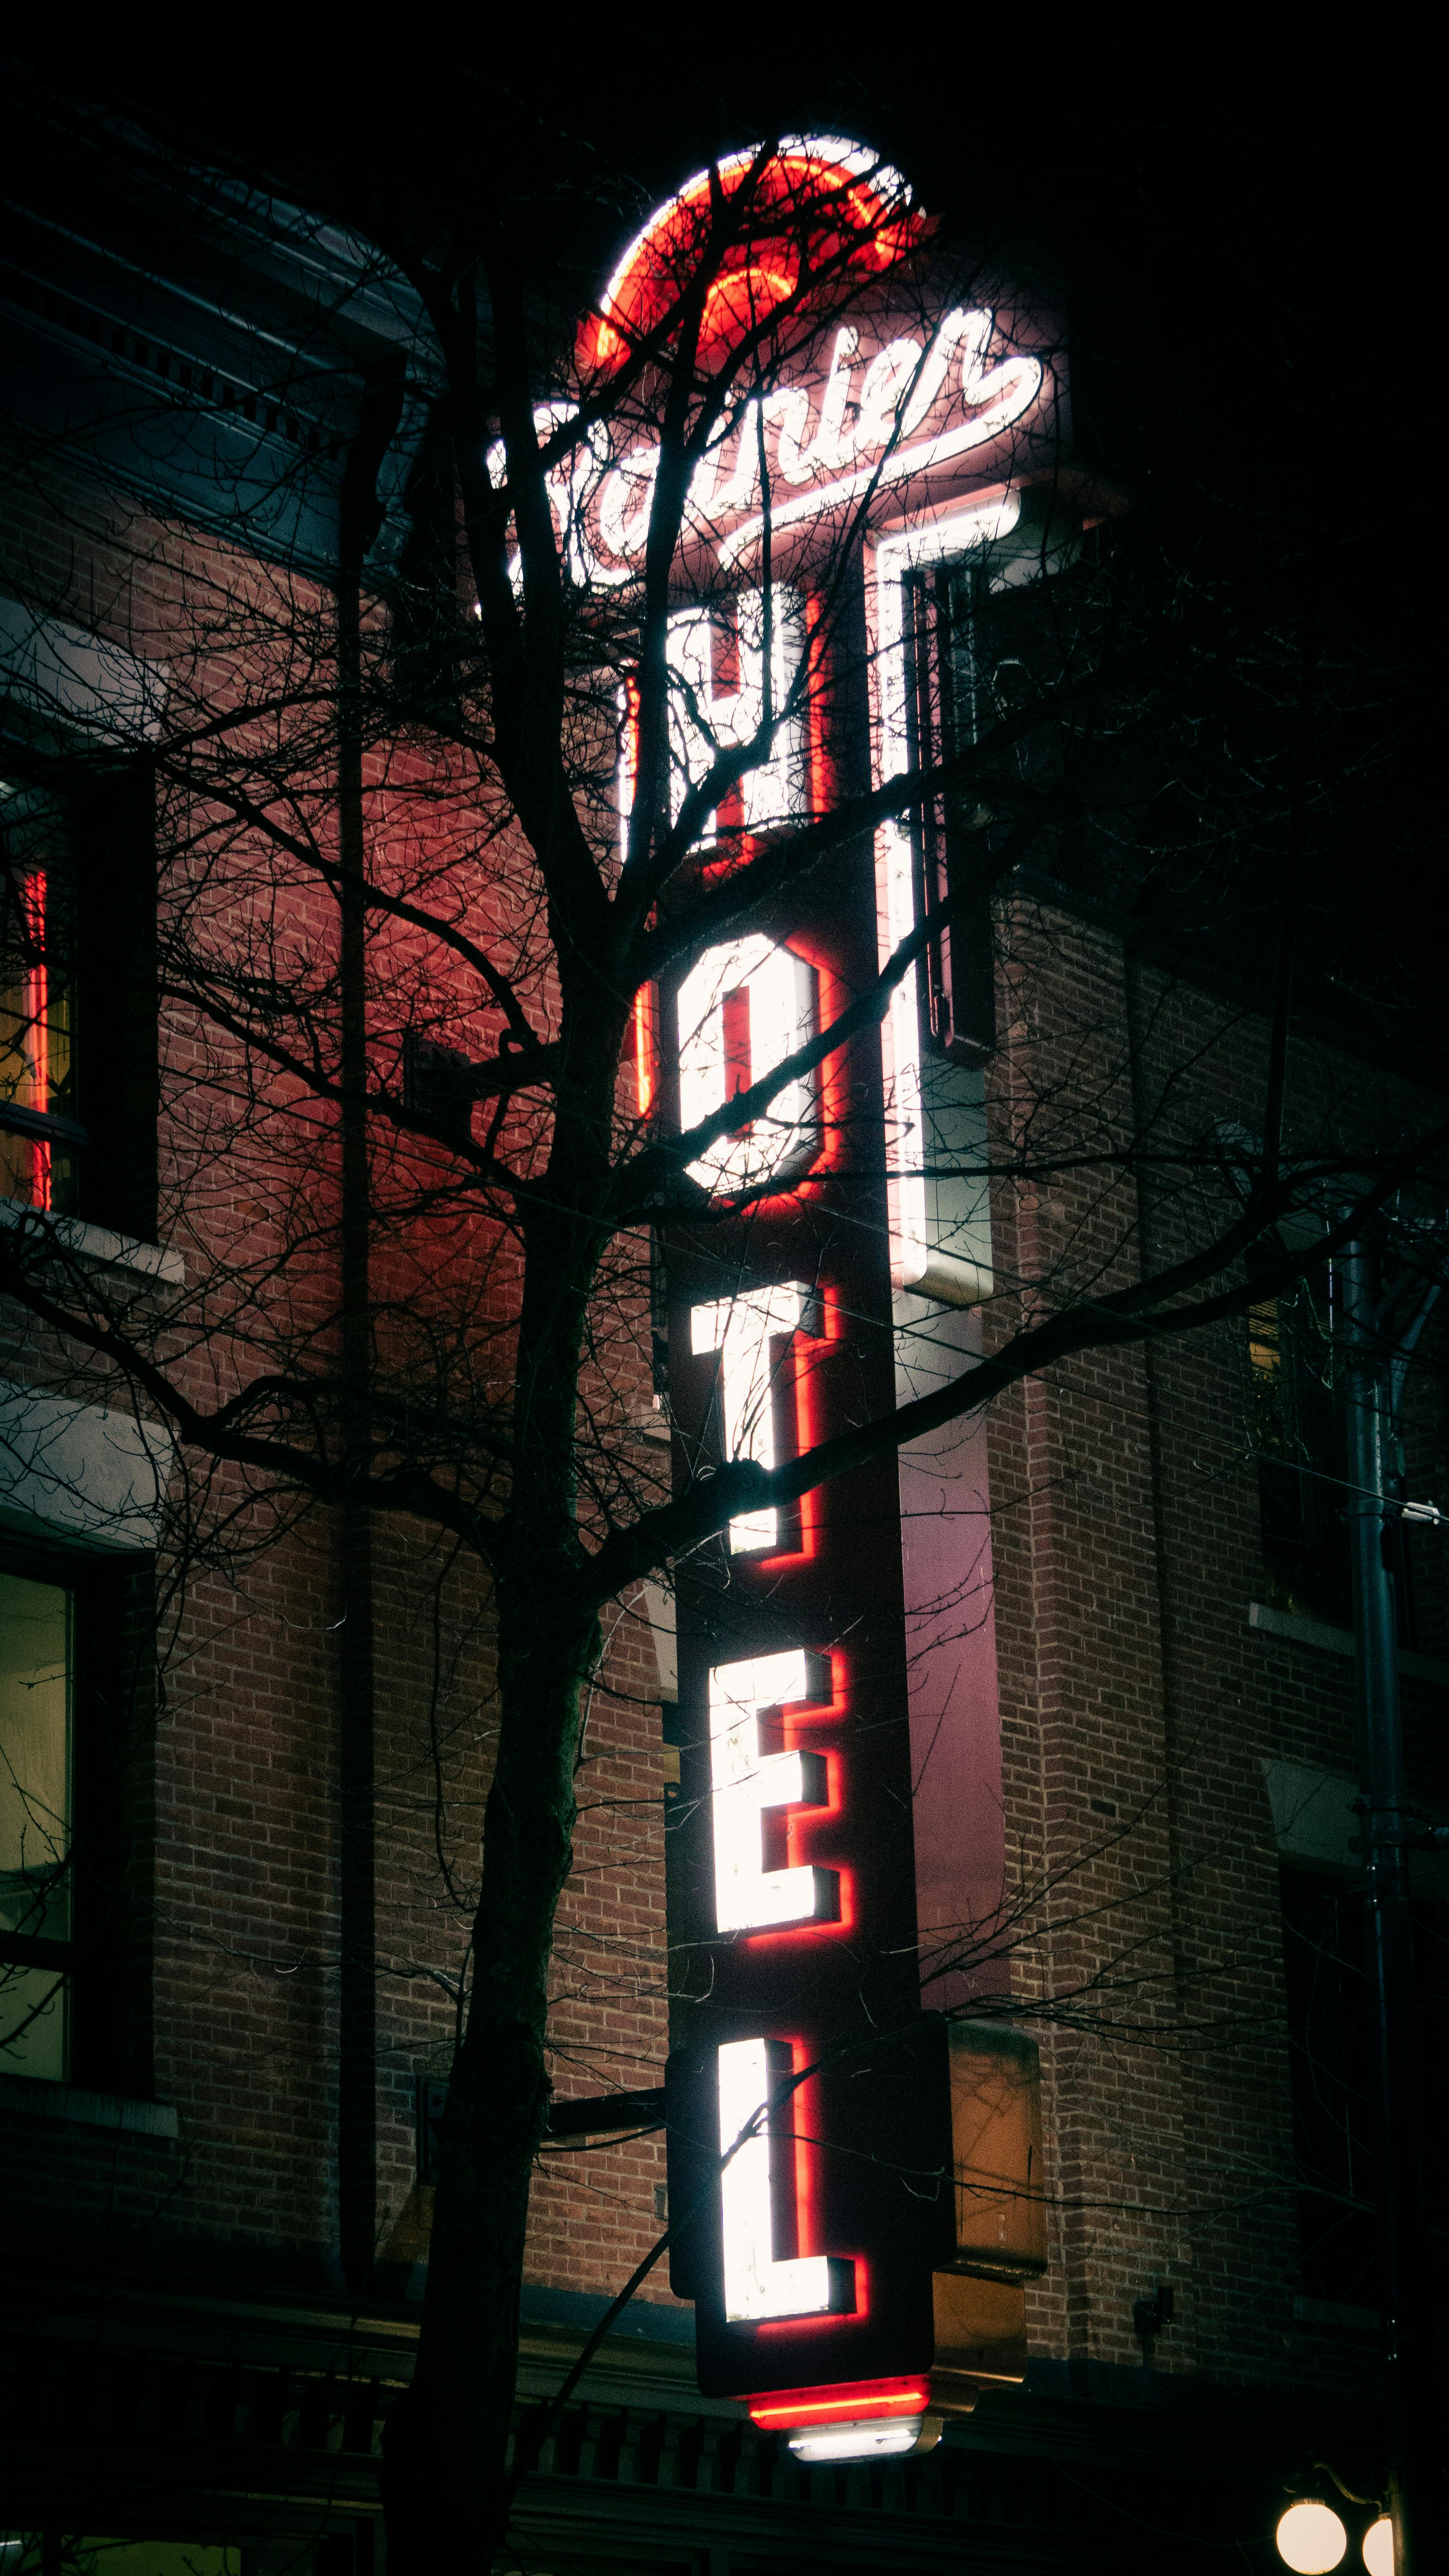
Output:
[
  {"xmin": 988, "ymin": 897, "xmax": 1447, "ymax": 2403},
  {"xmin": 5, "ymin": 472, "xmax": 1445, "ymax": 2424}
]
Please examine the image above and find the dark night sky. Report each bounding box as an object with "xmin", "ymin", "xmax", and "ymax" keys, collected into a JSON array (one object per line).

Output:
[
  {"xmin": 20, "ymin": 29, "xmax": 1429, "ymax": 505},
  {"xmin": 8, "ymin": 31, "xmax": 1439, "ymax": 1055}
]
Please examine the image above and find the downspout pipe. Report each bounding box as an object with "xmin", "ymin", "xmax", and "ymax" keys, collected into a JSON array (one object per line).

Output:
[
  {"xmin": 1343, "ymin": 1237, "xmax": 1441, "ymax": 2575},
  {"xmin": 336, "ymin": 359, "xmax": 406, "ymax": 2296}
]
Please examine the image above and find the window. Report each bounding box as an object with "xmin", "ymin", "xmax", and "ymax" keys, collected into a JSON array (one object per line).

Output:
[
  {"xmin": 1281, "ymin": 1866, "xmax": 1448, "ymax": 2308},
  {"xmin": 0, "ymin": 1540, "xmax": 155, "ymax": 2091},
  {"xmin": 1248, "ymin": 1280, "xmax": 1355, "ymax": 1631},
  {"xmin": 0, "ymin": 1566, "xmax": 74, "ymax": 2076},
  {"xmin": 0, "ymin": 797, "xmax": 81, "ymax": 1214},
  {"xmin": 1280, "ymin": 1867, "xmax": 1375, "ymax": 2304},
  {"xmin": 1248, "ymin": 1267, "xmax": 1422, "ymax": 1642},
  {"xmin": 0, "ymin": 766, "xmax": 158, "ymax": 1238},
  {"xmin": 903, "ymin": 554, "xmax": 1069, "ymax": 1063}
]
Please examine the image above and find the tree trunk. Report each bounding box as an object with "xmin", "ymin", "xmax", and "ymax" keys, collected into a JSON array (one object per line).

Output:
[
  {"xmin": 380, "ymin": 1554, "xmax": 599, "ymax": 2568},
  {"xmin": 380, "ymin": 985, "xmax": 623, "ymax": 2563}
]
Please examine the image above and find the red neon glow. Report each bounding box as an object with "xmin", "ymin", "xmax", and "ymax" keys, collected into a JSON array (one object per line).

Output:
[
  {"xmin": 671, "ymin": 927, "xmax": 853, "ymax": 1223},
  {"xmin": 783, "ymin": 1750, "xmax": 843, "ymax": 1873},
  {"xmin": 804, "ymin": 594, "xmax": 831, "ymax": 817},
  {"xmin": 738, "ymin": 2039, "xmax": 867, "ymax": 2338},
  {"xmin": 791, "ymin": 2038, "xmax": 815, "ymax": 2261},
  {"xmin": 756, "ymin": 1282, "xmax": 840, "ymax": 1567},
  {"xmin": 583, "ymin": 141, "xmax": 925, "ymax": 375},
  {"xmin": 805, "ymin": 941, "xmax": 852, "ymax": 1182},
  {"xmin": 746, "ymin": 2375, "xmax": 928, "ymax": 2428},
  {"xmin": 721, "ymin": 982, "xmax": 751, "ymax": 1112},
  {"xmin": 701, "ymin": 264, "xmax": 796, "ymax": 348},
  {"xmin": 633, "ymin": 981, "xmax": 657, "ymax": 1119}
]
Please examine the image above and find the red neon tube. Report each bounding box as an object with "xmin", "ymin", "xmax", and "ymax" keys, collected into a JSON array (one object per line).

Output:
[{"xmin": 745, "ymin": 2376, "xmax": 931, "ymax": 2429}]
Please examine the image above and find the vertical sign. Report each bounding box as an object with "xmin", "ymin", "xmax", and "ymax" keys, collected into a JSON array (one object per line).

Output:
[
  {"xmin": 663, "ymin": 838, "xmax": 957, "ymax": 2420},
  {"xmin": 608, "ymin": 145, "xmax": 1063, "ymax": 2444}
]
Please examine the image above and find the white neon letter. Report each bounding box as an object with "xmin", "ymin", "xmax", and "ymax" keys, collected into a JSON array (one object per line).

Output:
[
  {"xmin": 709, "ymin": 1648, "xmax": 835, "ymax": 1933},
  {"xmin": 853, "ymin": 334, "xmax": 925, "ymax": 455},
  {"xmin": 691, "ymin": 1283, "xmax": 820, "ymax": 1552},
  {"xmin": 676, "ymin": 933, "xmax": 819, "ymax": 1195},
  {"xmin": 665, "ymin": 587, "xmax": 807, "ymax": 837},
  {"xmin": 804, "ymin": 325, "xmax": 858, "ymax": 471},
  {"xmin": 718, "ymin": 2036, "xmax": 854, "ymax": 2321},
  {"xmin": 870, "ymin": 499, "xmax": 1020, "ymax": 1295},
  {"xmin": 597, "ymin": 443, "xmax": 660, "ymax": 560}
]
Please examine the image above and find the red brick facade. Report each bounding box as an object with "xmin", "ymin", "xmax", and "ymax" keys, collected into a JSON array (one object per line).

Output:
[{"xmin": 3, "ymin": 139, "xmax": 1444, "ymax": 2573}]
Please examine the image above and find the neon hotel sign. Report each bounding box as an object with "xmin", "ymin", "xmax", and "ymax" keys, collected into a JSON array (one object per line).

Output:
[
  {"xmin": 623, "ymin": 142, "xmax": 1041, "ymax": 2457},
  {"xmin": 569, "ymin": 302, "xmax": 1040, "ymax": 583},
  {"xmin": 546, "ymin": 137, "xmax": 1046, "ymax": 589}
]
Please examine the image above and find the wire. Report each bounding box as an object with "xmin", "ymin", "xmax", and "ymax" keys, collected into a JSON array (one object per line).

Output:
[{"xmin": 1246, "ymin": 1443, "xmax": 1443, "ymax": 1522}]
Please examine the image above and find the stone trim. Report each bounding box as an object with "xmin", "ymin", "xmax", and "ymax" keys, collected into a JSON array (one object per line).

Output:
[
  {"xmin": 0, "ymin": 1197, "xmax": 185, "ymax": 1288},
  {"xmin": 0, "ymin": 2072, "xmax": 178, "ymax": 2136},
  {"xmin": 1249, "ymin": 1598, "xmax": 1449, "ymax": 1688}
]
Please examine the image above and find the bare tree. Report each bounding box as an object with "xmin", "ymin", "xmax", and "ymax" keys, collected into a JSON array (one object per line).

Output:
[{"xmin": 1, "ymin": 103, "xmax": 1441, "ymax": 2568}]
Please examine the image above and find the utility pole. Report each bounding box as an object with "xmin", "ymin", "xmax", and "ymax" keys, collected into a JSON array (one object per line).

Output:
[{"xmin": 1343, "ymin": 1238, "xmax": 1440, "ymax": 2575}]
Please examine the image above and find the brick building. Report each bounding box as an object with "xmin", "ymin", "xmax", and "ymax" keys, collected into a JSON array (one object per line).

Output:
[{"xmin": 2, "ymin": 89, "xmax": 1444, "ymax": 2576}]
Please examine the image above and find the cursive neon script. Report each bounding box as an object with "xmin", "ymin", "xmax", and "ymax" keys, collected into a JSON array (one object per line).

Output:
[{"xmin": 516, "ymin": 308, "xmax": 1043, "ymax": 588}]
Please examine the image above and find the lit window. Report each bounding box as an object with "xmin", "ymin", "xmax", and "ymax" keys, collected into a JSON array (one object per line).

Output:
[
  {"xmin": 0, "ymin": 813, "xmax": 80, "ymax": 1215},
  {"xmin": 0, "ymin": 1569, "xmax": 73, "ymax": 2080},
  {"xmin": 2, "ymin": 769, "xmax": 159, "ymax": 1239}
]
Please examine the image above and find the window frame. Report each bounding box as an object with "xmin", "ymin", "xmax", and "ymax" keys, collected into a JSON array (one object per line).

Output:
[
  {"xmin": 0, "ymin": 1541, "xmax": 75, "ymax": 2077},
  {"xmin": 0, "ymin": 783, "xmax": 86, "ymax": 1215},
  {"xmin": 0, "ymin": 1524, "xmax": 155, "ymax": 2093},
  {"xmin": 1279, "ymin": 1860, "xmax": 1449, "ymax": 2309},
  {"xmin": 0, "ymin": 752, "xmax": 158, "ymax": 1242}
]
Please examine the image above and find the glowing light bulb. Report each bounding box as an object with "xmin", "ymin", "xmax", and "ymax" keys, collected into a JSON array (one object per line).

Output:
[
  {"xmin": 1361, "ymin": 2514, "xmax": 1393, "ymax": 2576},
  {"xmin": 788, "ymin": 2417, "xmax": 926, "ymax": 2462},
  {"xmin": 1275, "ymin": 2500, "xmax": 1346, "ymax": 2573}
]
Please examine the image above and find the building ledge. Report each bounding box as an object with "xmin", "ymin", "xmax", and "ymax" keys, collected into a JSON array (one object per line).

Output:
[
  {"xmin": 1249, "ymin": 1599, "xmax": 1449, "ymax": 1689},
  {"xmin": 0, "ymin": 1197, "xmax": 185, "ymax": 1288},
  {"xmin": 0, "ymin": 2072, "xmax": 179, "ymax": 2137}
]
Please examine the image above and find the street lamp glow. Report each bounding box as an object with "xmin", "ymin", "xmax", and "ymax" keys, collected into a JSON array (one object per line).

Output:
[
  {"xmin": 788, "ymin": 2416, "xmax": 924, "ymax": 2463},
  {"xmin": 1275, "ymin": 2501, "xmax": 1347, "ymax": 2573},
  {"xmin": 1361, "ymin": 2515, "xmax": 1393, "ymax": 2576}
]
